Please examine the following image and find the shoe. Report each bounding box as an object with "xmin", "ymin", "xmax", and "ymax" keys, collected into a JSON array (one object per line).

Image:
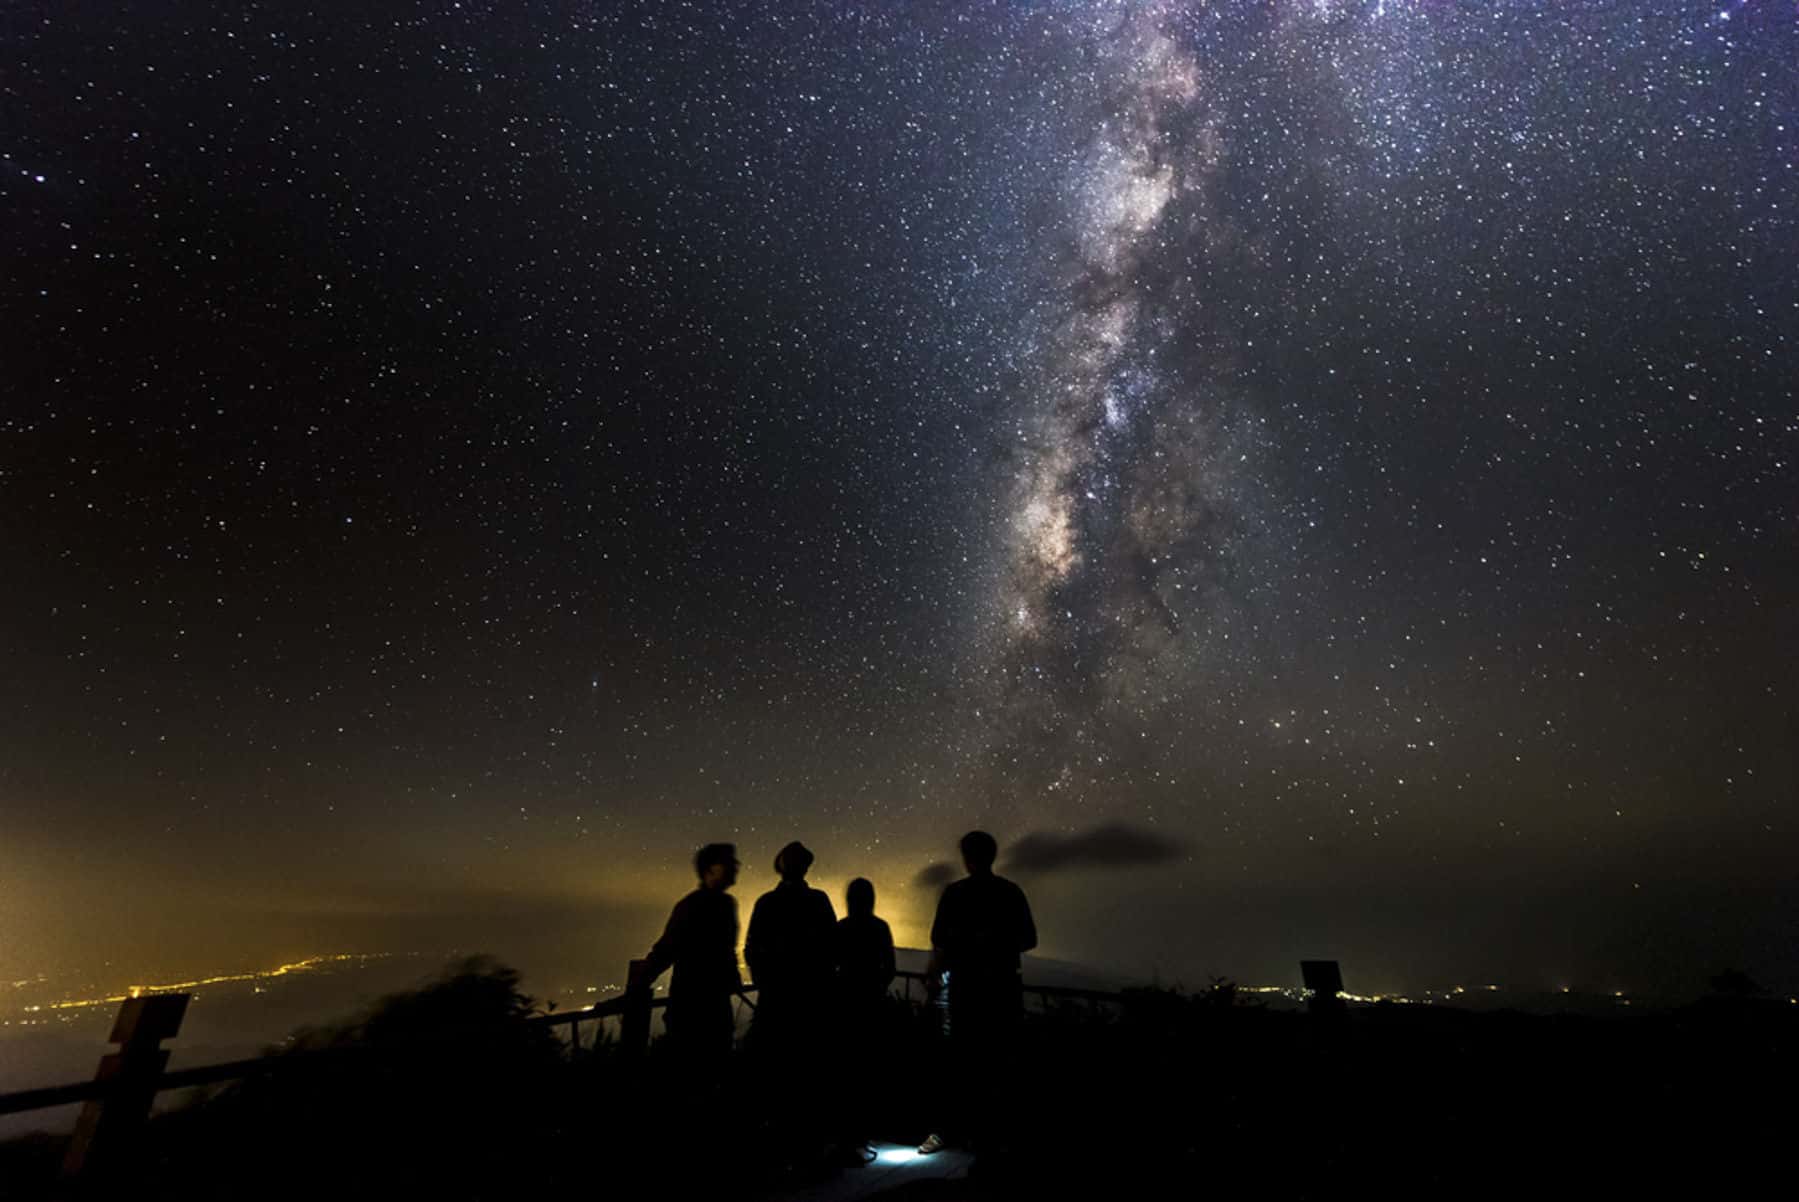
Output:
[{"xmin": 917, "ymin": 1133, "xmax": 946, "ymax": 1155}]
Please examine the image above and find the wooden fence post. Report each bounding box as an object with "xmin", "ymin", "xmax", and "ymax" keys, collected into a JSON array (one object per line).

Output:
[
  {"xmin": 1301, "ymin": 960, "xmax": 1346, "ymax": 1018},
  {"xmin": 62, "ymin": 992, "xmax": 190, "ymax": 1185},
  {"xmin": 622, "ymin": 958, "xmax": 653, "ymax": 1055}
]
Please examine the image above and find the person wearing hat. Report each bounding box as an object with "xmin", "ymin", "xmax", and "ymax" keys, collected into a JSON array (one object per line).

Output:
[
  {"xmin": 643, "ymin": 842, "xmax": 743, "ymax": 1067},
  {"xmin": 745, "ymin": 840, "xmax": 838, "ymax": 1048},
  {"xmin": 745, "ymin": 841, "xmax": 839, "ymax": 1163}
]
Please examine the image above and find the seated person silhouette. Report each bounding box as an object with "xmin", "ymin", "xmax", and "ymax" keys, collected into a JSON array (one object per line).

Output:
[{"xmin": 919, "ymin": 830, "xmax": 1036, "ymax": 1156}]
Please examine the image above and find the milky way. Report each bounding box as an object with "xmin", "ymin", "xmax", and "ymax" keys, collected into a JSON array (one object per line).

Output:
[{"xmin": 981, "ymin": 3, "xmax": 1243, "ymax": 800}]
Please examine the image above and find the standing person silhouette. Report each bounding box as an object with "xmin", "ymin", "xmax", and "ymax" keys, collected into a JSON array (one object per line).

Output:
[
  {"xmin": 744, "ymin": 840, "xmax": 837, "ymax": 1158},
  {"xmin": 832, "ymin": 877, "xmax": 896, "ymax": 1160},
  {"xmin": 919, "ymin": 830, "xmax": 1036, "ymax": 1157},
  {"xmin": 834, "ymin": 877, "xmax": 897, "ymax": 1015},
  {"xmin": 745, "ymin": 841, "xmax": 837, "ymax": 1049},
  {"xmin": 643, "ymin": 842, "xmax": 742, "ymax": 1069}
]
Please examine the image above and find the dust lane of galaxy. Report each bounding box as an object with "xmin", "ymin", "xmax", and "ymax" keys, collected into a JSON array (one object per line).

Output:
[
  {"xmin": 973, "ymin": 2, "xmax": 1347, "ymax": 813},
  {"xmin": 981, "ymin": 4, "xmax": 1237, "ymax": 804}
]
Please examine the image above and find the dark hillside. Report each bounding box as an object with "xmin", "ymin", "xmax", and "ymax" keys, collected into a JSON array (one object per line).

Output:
[{"xmin": 3, "ymin": 964, "xmax": 1791, "ymax": 1198}]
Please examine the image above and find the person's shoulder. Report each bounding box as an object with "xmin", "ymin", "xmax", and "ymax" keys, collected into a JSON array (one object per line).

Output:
[{"xmin": 873, "ymin": 915, "xmax": 893, "ymax": 935}]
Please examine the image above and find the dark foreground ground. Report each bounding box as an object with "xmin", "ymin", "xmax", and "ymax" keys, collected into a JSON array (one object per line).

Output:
[{"xmin": 2, "ymin": 962, "xmax": 1791, "ymax": 1200}]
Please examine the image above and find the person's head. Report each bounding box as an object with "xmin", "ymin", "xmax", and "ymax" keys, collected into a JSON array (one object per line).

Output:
[
  {"xmin": 694, "ymin": 843, "xmax": 739, "ymax": 890},
  {"xmin": 845, "ymin": 877, "xmax": 875, "ymax": 917},
  {"xmin": 775, "ymin": 840, "xmax": 814, "ymax": 881},
  {"xmin": 959, "ymin": 830, "xmax": 999, "ymax": 875}
]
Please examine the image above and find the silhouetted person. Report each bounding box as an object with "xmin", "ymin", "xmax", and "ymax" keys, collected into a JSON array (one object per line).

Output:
[
  {"xmin": 741, "ymin": 841, "xmax": 837, "ymax": 1159},
  {"xmin": 832, "ymin": 877, "xmax": 896, "ymax": 1159},
  {"xmin": 744, "ymin": 840, "xmax": 837, "ymax": 1051},
  {"xmin": 834, "ymin": 877, "xmax": 897, "ymax": 1009},
  {"xmin": 643, "ymin": 842, "xmax": 742, "ymax": 1068},
  {"xmin": 920, "ymin": 829, "xmax": 1036, "ymax": 1157}
]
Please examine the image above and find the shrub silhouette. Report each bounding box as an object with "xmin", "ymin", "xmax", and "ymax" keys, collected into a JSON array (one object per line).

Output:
[
  {"xmin": 140, "ymin": 956, "xmax": 575, "ymax": 1198},
  {"xmin": 1709, "ymin": 968, "xmax": 1764, "ymax": 998},
  {"xmin": 128, "ymin": 956, "xmax": 780, "ymax": 1198}
]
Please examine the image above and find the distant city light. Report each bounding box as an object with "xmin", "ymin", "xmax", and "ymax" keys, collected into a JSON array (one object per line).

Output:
[{"xmin": 23, "ymin": 954, "xmax": 391, "ymax": 1015}]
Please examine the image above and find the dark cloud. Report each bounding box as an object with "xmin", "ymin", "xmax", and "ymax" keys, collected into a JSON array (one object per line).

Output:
[
  {"xmin": 1004, "ymin": 823, "xmax": 1186, "ymax": 876},
  {"xmin": 914, "ymin": 824, "xmax": 1186, "ymax": 888},
  {"xmin": 913, "ymin": 861, "xmax": 958, "ymax": 890}
]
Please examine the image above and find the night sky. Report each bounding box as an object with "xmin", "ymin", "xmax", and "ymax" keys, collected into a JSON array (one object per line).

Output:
[{"xmin": 4, "ymin": 1, "xmax": 1795, "ymax": 999}]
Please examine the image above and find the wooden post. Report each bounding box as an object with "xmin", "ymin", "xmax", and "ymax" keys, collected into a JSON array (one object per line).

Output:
[
  {"xmin": 62, "ymin": 992, "xmax": 190, "ymax": 1184},
  {"xmin": 622, "ymin": 958, "xmax": 653, "ymax": 1055},
  {"xmin": 1301, "ymin": 960, "xmax": 1346, "ymax": 1018}
]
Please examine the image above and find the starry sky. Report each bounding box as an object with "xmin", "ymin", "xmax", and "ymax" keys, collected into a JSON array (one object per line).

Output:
[{"xmin": 3, "ymin": 1, "xmax": 1795, "ymax": 998}]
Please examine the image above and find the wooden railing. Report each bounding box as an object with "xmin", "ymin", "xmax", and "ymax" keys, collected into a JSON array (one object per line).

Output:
[{"xmin": 0, "ymin": 961, "xmax": 1126, "ymax": 1183}]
